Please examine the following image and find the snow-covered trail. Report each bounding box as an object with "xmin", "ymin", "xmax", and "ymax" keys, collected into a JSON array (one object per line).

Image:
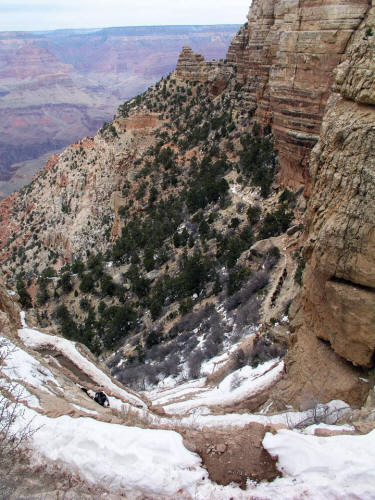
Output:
[
  {"xmin": 148, "ymin": 359, "xmax": 284, "ymax": 416},
  {"xmin": 2, "ymin": 311, "xmax": 375, "ymax": 499}
]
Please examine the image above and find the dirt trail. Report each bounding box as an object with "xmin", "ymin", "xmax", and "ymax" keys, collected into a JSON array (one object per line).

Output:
[
  {"xmin": 181, "ymin": 423, "xmax": 280, "ymax": 487},
  {"xmin": 262, "ymin": 233, "xmax": 301, "ymax": 324}
]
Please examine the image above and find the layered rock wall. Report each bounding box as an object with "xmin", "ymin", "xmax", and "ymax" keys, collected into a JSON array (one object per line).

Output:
[
  {"xmin": 301, "ymin": 1, "xmax": 375, "ymax": 367},
  {"xmin": 176, "ymin": 46, "xmax": 207, "ymax": 82},
  {"xmin": 176, "ymin": 46, "xmax": 234, "ymax": 96},
  {"xmin": 227, "ymin": 0, "xmax": 370, "ymax": 187}
]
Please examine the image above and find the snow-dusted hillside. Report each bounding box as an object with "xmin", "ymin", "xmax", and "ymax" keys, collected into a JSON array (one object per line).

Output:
[{"xmin": 1, "ymin": 304, "xmax": 375, "ymax": 499}]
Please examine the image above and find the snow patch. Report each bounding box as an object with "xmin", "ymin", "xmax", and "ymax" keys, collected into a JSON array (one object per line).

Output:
[
  {"xmin": 19, "ymin": 326, "xmax": 146, "ymax": 409},
  {"xmin": 15, "ymin": 407, "xmax": 206, "ymax": 498},
  {"xmin": 1, "ymin": 337, "xmax": 60, "ymax": 393},
  {"xmin": 160, "ymin": 360, "xmax": 284, "ymax": 415},
  {"xmin": 259, "ymin": 429, "xmax": 375, "ymax": 499}
]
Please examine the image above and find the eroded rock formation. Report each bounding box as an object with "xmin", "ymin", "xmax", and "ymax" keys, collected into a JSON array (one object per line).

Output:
[
  {"xmin": 0, "ymin": 278, "xmax": 20, "ymax": 336},
  {"xmin": 176, "ymin": 46, "xmax": 234, "ymax": 96},
  {"xmin": 226, "ymin": 0, "xmax": 370, "ymax": 187},
  {"xmin": 301, "ymin": 2, "xmax": 375, "ymax": 367}
]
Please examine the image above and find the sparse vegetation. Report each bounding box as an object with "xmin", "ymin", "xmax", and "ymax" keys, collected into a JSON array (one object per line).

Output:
[{"xmin": 3, "ymin": 58, "xmax": 294, "ymax": 391}]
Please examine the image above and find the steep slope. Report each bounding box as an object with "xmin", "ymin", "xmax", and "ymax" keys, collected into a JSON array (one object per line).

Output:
[
  {"xmin": 0, "ymin": 0, "xmax": 373, "ymax": 415},
  {"xmin": 1, "ymin": 1, "xmax": 375, "ymax": 497},
  {"xmin": 1, "ymin": 278, "xmax": 375, "ymax": 499},
  {"xmin": 226, "ymin": 0, "xmax": 370, "ymax": 188},
  {"xmin": 0, "ymin": 25, "xmax": 238, "ymax": 198}
]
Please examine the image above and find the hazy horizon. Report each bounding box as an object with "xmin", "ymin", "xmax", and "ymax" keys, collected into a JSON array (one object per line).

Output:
[
  {"xmin": 1, "ymin": 0, "xmax": 250, "ymax": 32},
  {"xmin": 0, "ymin": 23, "xmax": 242, "ymax": 35}
]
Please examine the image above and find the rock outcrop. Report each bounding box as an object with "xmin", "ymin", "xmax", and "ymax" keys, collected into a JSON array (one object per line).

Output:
[
  {"xmin": 176, "ymin": 46, "xmax": 207, "ymax": 82},
  {"xmin": 176, "ymin": 46, "xmax": 234, "ymax": 96},
  {"xmin": 301, "ymin": 1, "xmax": 375, "ymax": 367},
  {"xmin": 226, "ymin": 0, "xmax": 370, "ymax": 188},
  {"xmin": 0, "ymin": 278, "xmax": 20, "ymax": 336}
]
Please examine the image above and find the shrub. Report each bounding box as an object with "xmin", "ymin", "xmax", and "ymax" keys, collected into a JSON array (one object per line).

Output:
[
  {"xmin": 58, "ymin": 272, "xmax": 73, "ymax": 294},
  {"xmin": 235, "ymin": 295, "xmax": 261, "ymax": 328},
  {"xmin": 188, "ymin": 349, "xmax": 205, "ymax": 379},
  {"xmin": 279, "ymin": 188, "xmax": 295, "ymax": 207},
  {"xmin": 145, "ymin": 329, "xmax": 162, "ymax": 348},
  {"xmin": 0, "ymin": 340, "xmax": 37, "ymax": 497},
  {"xmin": 247, "ymin": 205, "xmax": 261, "ymax": 225},
  {"xmin": 227, "ymin": 266, "xmax": 251, "ymax": 296},
  {"xmin": 79, "ymin": 273, "xmax": 95, "ymax": 293},
  {"xmin": 250, "ymin": 336, "xmax": 286, "ymax": 368},
  {"xmin": 100, "ymin": 274, "xmax": 117, "ymax": 297},
  {"xmin": 71, "ymin": 258, "xmax": 85, "ymax": 275},
  {"xmin": 16, "ymin": 279, "xmax": 32, "ymax": 309},
  {"xmin": 56, "ymin": 305, "xmax": 79, "ymax": 340},
  {"xmin": 225, "ymin": 271, "xmax": 269, "ymax": 311},
  {"xmin": 179, "ymin": 297, "xmax": 193, "ymax": 315},
  {"xmin": 258, "ymin": 206, "xmax": 293, "ymax": 239},
  {"xmin": 102, "ymin": 304, "xmax": 136, "ymax": 349},
  {"xmin": 36, "ymin": 277, "xmax": 49, "ymax": 305},
  {"xmin": 295, "ymin": 257, "xmax": 306, "ymax": 285}
]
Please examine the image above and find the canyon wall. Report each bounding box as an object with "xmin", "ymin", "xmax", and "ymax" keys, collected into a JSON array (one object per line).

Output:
[
  {"xmin": 301, "ymin": 1, "xmax": 375, "ymax": 368},
  {"xmin": 226, "ymin": 0, "xmax": 370, "ymax": 188},
  {"xmin": 271, "ymin": 0, "xmax": 375, "ymax": 410}
]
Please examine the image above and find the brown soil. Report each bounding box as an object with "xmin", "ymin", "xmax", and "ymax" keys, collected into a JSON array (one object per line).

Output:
[
  {"xmin": 180, "ymin": 422, "xmax": 279, "ymax": 488},
  {"xmin": 39, "ymin": 347, "xmax": 97, "ymax": 386}
]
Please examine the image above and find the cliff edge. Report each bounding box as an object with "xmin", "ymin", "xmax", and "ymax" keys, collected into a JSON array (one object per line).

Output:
[{"xmin": 227, "ymin": 0, "xmax": 370, "ymax": 188}]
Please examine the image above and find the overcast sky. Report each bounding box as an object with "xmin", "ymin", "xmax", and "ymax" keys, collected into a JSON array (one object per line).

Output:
[{"xmin": 0, "ymin": 0, "xmax": 250, "ymax": 32}]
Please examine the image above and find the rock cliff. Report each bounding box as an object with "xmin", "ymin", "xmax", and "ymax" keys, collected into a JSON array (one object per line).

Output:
[
  {"xmin": 176, "ymin": 46, "xmax": 234, "ymax": 96},
  {"xmin": 301, "ymin": 1, "xmax": 375, "ymax": 367},
  {"xmin": 226, "ymin": 0, "xmax": 370, "ymax": 188},
  {"xmin": 270, "ymin": 0, "xmax": 375, "ymax": 409}
]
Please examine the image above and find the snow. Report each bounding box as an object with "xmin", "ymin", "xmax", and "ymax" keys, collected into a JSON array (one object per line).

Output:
[
  {"xmin": 157, "ymin": 360, "xmax": 284, "ymax": 415},
  {"xmin": 303, "ymin": 423, "xmax": 355, "ymax": 435},
  {"xmin": 200, "ymin": 351, "xmax": 229, "ymax": 376},
  {"xmin": 8, "ymin": 316, "xmax": 374, "ymax": 499},
  {"xmin": 1, "ymin": 337, "xmax": 60, "ymax": 394},
  {"xmin": 179, "ymin": 400, "xmax": 350, "ymax": 429},
  {"xmin": 19, "ymin": 326, "xmax": 147, "ymax": 409},
  {"xmin": 0, "ymin": 378, "xmax": 41, "ymax": 409},
  {"xmin": 71, "ymin": 404, "xmax": 98, "ymax": 415},
  {"xmin": 20, "ymin": 310, "xmax": 27, "ymax": 328},
  {"xmin": 147, "ymin": 378, "xmax": 206, "ymax": 406},
  {"xmin": 14, "ymin": 407, "xmax": 206, "ymax": 498},
  {"xmin": 258, "ymin": 428, "xmax": 375, "ymax": 499}
]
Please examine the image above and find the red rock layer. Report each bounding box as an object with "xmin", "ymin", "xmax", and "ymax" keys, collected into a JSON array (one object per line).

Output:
[{"xmin": 226, "ymin": 0, "xmax": 370, "ymax": 188}]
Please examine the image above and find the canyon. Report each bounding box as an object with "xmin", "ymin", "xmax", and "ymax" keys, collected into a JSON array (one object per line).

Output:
[
  {"xmin": 0, "ymin": 25, "xmax": 238, "ymax": 198},
  {"xmin": 0, "ymin": 0, "xmax": 375, "ymax": 496}
]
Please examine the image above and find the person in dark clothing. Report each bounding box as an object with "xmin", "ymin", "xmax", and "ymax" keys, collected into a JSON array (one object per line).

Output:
[
  {"xmin": 80, "ymin": 387, "xmax": 110, "ymax": 407},
  {"xmin": 94, "ymin": 391, "xmax": 110, "ymax": 407}
]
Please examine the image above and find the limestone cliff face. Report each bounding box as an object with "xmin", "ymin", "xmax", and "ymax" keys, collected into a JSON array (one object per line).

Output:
[
  {"xmin": 226, "ymin": 0, "xmax": 370, "ymax": 188},
  {"xmin": 301, "ymin": 1, "xmax": 375, "ymax": 368}
]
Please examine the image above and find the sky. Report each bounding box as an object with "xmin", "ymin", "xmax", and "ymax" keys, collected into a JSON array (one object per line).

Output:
[{"xmin": 0, "ymin": 0, "xmax": 250, "ymax": 32}]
